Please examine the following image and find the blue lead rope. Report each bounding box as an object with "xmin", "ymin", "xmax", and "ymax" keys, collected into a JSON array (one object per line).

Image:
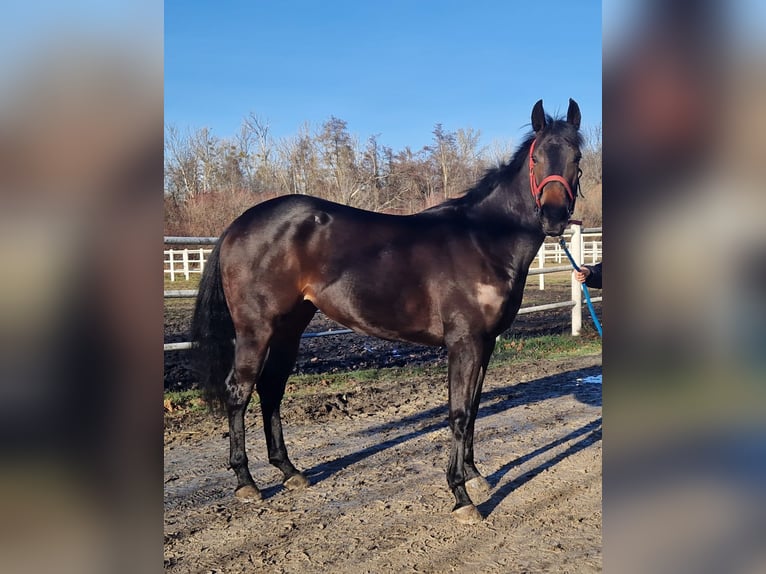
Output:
[{"xmin": 558, "ymin": 237, "xmax": 603, "ymax": 337}]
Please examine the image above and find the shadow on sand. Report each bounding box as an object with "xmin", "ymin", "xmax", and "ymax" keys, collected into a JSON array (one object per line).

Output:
[{"xmin": 290, "ymin": 365, "xmax": 601, "ymax": 513}]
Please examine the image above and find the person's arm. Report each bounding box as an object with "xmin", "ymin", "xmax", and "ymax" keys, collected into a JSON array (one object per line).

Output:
[{"xmin": 583, "ymin": 262, "xmax": 602, "ymax": 289}]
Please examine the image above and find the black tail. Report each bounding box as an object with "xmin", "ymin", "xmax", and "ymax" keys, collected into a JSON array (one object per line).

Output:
[{"xmin": 190, "ymin": 234, "xmax": 234, "ymax": 414}]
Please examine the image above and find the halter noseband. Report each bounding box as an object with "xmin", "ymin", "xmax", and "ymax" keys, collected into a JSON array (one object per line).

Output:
[{"xmin": 528, "ymin": 139, "xmax": 578, "ymax": 214}]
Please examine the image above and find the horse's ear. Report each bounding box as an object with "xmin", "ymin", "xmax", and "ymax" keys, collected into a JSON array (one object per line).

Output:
[
  {"xmin": 567, "ymin": 98, "xmax": 581, "ymax": 130},
  {"xmin": 531, "ymin": 99, "xmax": 546, "ymax": 133}
]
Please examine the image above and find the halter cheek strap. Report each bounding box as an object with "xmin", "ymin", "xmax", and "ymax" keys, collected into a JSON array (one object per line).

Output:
[{"xmin": 528, "ymin": 139, "xmax": 576, "ymax": 212}]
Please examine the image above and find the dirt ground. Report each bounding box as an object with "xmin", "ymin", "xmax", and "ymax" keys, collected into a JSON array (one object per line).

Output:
[{"xmin": 164, "ymin": 352, "xmax": 602, "ymax": 573}]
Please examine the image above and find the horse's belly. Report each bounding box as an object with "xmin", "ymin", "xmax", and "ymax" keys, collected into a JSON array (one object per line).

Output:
[{"xmin": 304, "ymin": 286, "xmax": 444, "ymax": 347}]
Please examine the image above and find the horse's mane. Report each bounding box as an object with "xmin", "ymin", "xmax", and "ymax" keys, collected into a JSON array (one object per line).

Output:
[{"xmin": 425, "ymin": 115, "xmax": 583, "ymax": 214}]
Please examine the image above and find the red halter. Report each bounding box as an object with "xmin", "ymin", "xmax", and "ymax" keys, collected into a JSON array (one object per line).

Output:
[{"xmin": 528, "ymin": 139, "xmax": 576, "ymax": 212}]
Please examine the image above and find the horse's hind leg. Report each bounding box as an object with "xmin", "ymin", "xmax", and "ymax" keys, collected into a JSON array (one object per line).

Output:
[
  {"xmin": 257, "ymin": 301, "xmax": 316, "ymax": 490},
  {"xmin": 228, "ymin": 333, "xmax": 271, "ymax": 501}
]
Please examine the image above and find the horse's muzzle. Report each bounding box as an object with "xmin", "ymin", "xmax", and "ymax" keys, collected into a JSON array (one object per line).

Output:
[
  {"xmin": 539, "ymin": 205, "xmax": 570, "ymax": 236},
  {"xmin": 541, "ymin": 221, "xmax": 569, "ymax": 237}
]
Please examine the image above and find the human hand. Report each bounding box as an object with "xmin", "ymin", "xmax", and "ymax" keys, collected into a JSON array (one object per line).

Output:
[{"xmin": 574, "ymin": 267, "xmax": 591, "ymax": 284}]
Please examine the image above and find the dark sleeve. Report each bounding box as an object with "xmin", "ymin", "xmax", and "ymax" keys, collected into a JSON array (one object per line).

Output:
[{"xmin": 584, "ymin": 262, "xmax": 602, "ymax": 289}]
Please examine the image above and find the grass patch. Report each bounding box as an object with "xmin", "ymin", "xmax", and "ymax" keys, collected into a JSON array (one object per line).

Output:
[
  {"xmin": 492, "ymin": 333, "xmax": 601, "ymax": 364},
  {"xmin": 164, "ymin": 277, "xmax": 201, "ymax": 291},
  {"xmin": 164, "ymin": 389, "xmax": 207, "ymax": 413},
  {"xmin": 163, "ymin": 277, "xmax": 200, "ymax": 309}
]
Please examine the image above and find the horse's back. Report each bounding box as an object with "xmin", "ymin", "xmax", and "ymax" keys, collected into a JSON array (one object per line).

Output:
[
  {"xmin": 230, "ymin": 195, "xmax": 393, "ymax": 232},
  {"xmin": 222, "ymin": 194, "xmax": 452, "ymax": 259}
]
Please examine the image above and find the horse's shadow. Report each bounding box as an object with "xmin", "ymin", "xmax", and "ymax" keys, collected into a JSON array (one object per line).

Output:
[
  {"xmin": 478, "ymin": 416, "xmax": 601, "ymax": 517},
  {"xmin": 270, "ymin": 365, "xmax": 602, "ymax": 514}
]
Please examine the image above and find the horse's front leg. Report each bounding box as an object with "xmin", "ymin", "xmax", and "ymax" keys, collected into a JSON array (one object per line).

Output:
[
  {"xmin": 445, "ymin": 335, "xmax": 491, "ymax": 524},
  {"xmin": 463, "ymin": 339, "xmax": 495, "ymax": 504}
]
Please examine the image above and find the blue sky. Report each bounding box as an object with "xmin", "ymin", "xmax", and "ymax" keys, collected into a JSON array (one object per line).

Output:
[{"xmin": 165, "ymin": 1, "xmax": 602, "ymax": 153}]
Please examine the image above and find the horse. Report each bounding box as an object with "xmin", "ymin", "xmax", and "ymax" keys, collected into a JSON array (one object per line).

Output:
[{"xmin": 191, "ymin": 99, "xmax": 583, "ymax": 524}]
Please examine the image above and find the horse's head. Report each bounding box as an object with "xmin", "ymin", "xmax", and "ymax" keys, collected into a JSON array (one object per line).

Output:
[{"xmin": 529, "ymin": 98, "xmax": 583, "ymax": 236}]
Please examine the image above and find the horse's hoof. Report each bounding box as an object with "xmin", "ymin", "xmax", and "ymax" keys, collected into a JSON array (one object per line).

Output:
[
  {"xmin": 283, "ymin": 473, "xmax": 310, "ymax": 490},
  {"xmin": 234, "ymin": 484, "xmax": 262, "ymax": 501},
  {"xmin": 452, "ymin": 504, "xmax": 483, "ymax": 525},
  {"xmin": 465, "ymin": 476, "xmax": 492, "ymax": 504}
]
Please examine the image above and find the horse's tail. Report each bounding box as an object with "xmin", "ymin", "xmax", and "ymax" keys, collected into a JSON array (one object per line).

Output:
[{"xmin": 190, "ymin": 234, "xmax": 234, "ymax": 414}]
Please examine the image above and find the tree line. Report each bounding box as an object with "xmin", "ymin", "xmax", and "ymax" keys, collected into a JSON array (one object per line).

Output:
[{"xmin": 164, "ymin": 113, "xmax": 601, "ymax": 236}]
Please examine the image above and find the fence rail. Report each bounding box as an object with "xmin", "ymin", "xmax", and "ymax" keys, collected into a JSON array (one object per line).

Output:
[{"xmin": 163, "ymin": 224, "xmax": 601, "ymax": 350}]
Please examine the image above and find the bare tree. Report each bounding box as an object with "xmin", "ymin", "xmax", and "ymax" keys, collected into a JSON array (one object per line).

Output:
[
  {"xmin": 483, "ymin": 138, "xmax": 515, "ymax": 168},
  {"xmin": 317, "ymin": 116, "xmax": 362, "ymax": 205},
  {"xmin": 577, "ymin": 123, "xmax": 602, "ymax": 227},
  {"xmin": 455, "ymin": 127, "xmax": 484, "ymax": 192},
  {"xmin": 165, "ymin": 124, "xmax": 199, "ymax": 198},
  {"xmin": 189, "ymin": 127, "xmax": 219, "ymax": 194},
  {"xmin": 387, "ymin": 146, "xmax": 437, "ymax": 211},
  {"xmin": 429, "ymin": 124, "xmax": 457, "ymax": 200},
  {"xmin": 580, "ymin": 123, "xmax": 602, "ymax": 189},
  {"xmin": 359, "ymin": 134, "xmax": 384, "ymax": 209},
  {"xmin": 239, "ymin": 113, "xmax": 279, "ymax": 194},
  {"xmin": 278, "ymin": 123, "xmax": 318, "ymax": 196}
]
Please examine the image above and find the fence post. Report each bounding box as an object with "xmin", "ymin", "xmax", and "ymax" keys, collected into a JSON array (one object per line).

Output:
[
  {"xmin": 570, "ymin": 223, "xmax": 583, "ymax": 336},
  {"xmin": 199, "ymin": 248, "xmax": 205, "ymax": 274},
  {"xmin": 538, "ymin": 242, "xmax": 545, "ymax": 290},
  {"xmin": 169, "ymin": 249, "xmax": 175, "ymax": 282},
  {"xmin": 182, "ymin": 249, "xmax": 190, "ymax": 281}
]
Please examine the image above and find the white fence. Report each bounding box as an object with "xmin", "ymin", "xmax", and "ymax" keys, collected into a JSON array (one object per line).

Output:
[
  {"xmin": 163, "ymin": 224, "xmax": 601, "ymax": 350},
  {"xmin": 536, "ymin": 229, "xmax": 601, "ymax": 290},
  {"xmin": 164, "ymin": 247, "xmax": 213, "ymax": 281},
  {"xmin": 540, "ymin": 232, "xmax": 601, "ymax": 263}
]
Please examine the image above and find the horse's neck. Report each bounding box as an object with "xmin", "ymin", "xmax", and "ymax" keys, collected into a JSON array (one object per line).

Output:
[
  {"xmin": 444, "ymin": 180, "xmax": 542, "ymax": 286},
  {"xmin": 469, "ymin": 175, "xmax": 542, "ymax": 238}
]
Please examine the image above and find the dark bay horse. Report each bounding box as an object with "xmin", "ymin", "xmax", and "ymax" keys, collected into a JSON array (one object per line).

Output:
[{"xmin": 191, "ymin": 99, "xmax": 583, "ymax": 523}]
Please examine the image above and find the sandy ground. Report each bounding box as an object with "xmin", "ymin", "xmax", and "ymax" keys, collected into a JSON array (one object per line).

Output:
[{"xmin": 164, "ymin": 353, "xmax": 602, "ymax": 573}]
